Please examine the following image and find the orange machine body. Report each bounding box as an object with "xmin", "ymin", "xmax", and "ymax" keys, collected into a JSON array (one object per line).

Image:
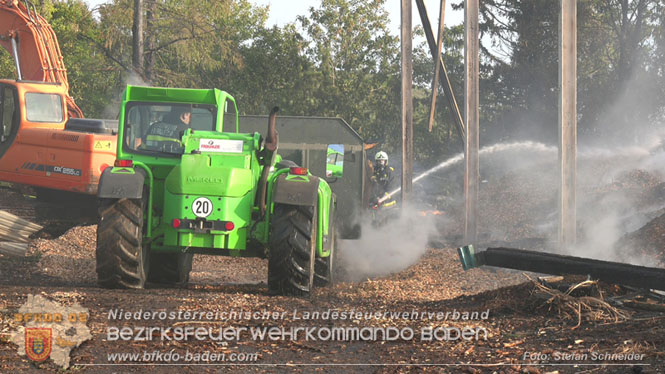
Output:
[
  {"xmin": 0, "ymin": 80, "xmax": 116, "ymax": 194},
  {"xmin": 0, "ymin": 1, "xmax": 117, "ymax": 194}
]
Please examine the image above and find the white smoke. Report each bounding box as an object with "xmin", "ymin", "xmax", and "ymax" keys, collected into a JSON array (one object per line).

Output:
[
  {"xmin": 338, "ymin": 204, "xmax": 439, "ymax": 281},
  {"xmin": 387, "ymin": 141, "xmax": 558, "ymax": 198},
  {"xmin": 572, "ymin": 131, "xmax": 665, "ymax": 266},
  {"xmin": 381, "ymin": 129, "xmax": 665, "ymax": 270},
  {"xmin": 125, "ymin": 72, "xmax": 150, "ymax": 86},
  {"xmin": 101, "ymin": 72, "xmax": 152, "ymax": 119}
]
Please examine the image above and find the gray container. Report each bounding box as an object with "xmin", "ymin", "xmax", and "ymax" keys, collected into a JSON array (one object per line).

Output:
[{"xmin": 238, "ymin": 115, "xmax": 367, "ymax": 238}]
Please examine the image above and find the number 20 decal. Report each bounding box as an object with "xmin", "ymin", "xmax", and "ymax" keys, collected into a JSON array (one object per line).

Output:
[{"xmin": 192, "ymin": 197, "xmax": 213, "ymax": 218}]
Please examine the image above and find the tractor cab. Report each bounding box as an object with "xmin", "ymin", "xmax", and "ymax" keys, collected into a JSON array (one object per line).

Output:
[
  {"xmin": 96, "ymin": 85, "xmax": 336, "ymax": 297},
  {"xmin": 120, "ymin": 95, "xmax": 237, "ymax": 156},
  {"xmin": 111, "ymin": 87, "xmax": 260, "ymax": 249}
]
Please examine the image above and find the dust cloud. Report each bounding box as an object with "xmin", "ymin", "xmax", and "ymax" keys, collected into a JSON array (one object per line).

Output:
[
  {"xmin": 101, "ymin": 72, "xmax": 151, "ymax": 119},
  {"xmin": 338, "ymin": 204, "xmax": 440, "ymax": 281}
]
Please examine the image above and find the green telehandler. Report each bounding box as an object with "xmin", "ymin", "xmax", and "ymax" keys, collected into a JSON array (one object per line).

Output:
[{"xmin": 95, "ymin": 85, "xmax": 336, "ymax": 296}]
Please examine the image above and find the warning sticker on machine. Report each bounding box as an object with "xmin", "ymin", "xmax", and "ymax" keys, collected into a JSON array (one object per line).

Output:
[
  {"xmin": 94, "ymin": 141, "xmax": 113, "ymax": 150},
  {"xmin": 199, "ymin": 139, "xmax": 243, "ymax": 153}
]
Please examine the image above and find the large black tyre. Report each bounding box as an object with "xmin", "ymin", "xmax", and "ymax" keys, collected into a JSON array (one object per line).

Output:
[
  {"xmin": 268, "ymin": 204, "xmax": 316, "ymax": 297},
  {"xmin": 148, "ymin": 252, "xmax": 193, "ymax": 286},
  {"xmin": 96, "ymin": 198, "xmax": 150, "ymax": 289}
]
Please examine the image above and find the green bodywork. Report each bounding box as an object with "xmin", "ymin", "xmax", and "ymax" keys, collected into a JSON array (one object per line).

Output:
[{"xmin": 105, "ymin": 85, "xmax": 334, "ymax": 258}]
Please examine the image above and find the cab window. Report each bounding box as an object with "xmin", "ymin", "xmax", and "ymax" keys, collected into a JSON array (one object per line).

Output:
[
  {"xmin": 123, "ymin": 102, "xmax": 216, "ymax": 156},
  {"xmin": 25, "ymin": 93, "xmax": 63, "ymax": 122}
]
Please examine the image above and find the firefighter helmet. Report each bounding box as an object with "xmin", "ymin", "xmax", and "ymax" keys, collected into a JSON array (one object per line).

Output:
[{"xmin": 374, "ymin": 151, "xmax": 388, "ymax": 162}]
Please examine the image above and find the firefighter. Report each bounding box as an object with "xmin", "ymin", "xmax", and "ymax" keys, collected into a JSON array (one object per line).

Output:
[{"xmin": 370, "ymin": 151, "xmax": 396, "ymax": 208}]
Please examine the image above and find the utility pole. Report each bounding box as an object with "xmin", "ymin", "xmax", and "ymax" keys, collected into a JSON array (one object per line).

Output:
[
  {"xmin": 428, "ymin": 0, "xmax": 446, "ymax": 132},
  {"xmin": 559, "ymin": 0, "xmax": 577, "ymax": 248},
  {"xmin": 414, "ymin": 0, "xmax": 465, "ymax": 143},
  {"xmin": 144, "ymin": 0, "xmax": 155, "ymax": 83},
  {"xmin": 464, "ymin": 0, "xmax": 479, "ymax": 243},
  {"xmin": 132, "ymin": 0, "xmax": 144, "ymax": 77},
  {"xmin": 401, "ymin": 0, "xmax": 413, "ymax": 202}
]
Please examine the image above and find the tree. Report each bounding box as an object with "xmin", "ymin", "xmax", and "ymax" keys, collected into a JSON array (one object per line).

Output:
[
  {"xmin": 477, "ymin": 0, "xmax": 665, "ymax": 145},
  {"xmin": 298, "ymin": 0, "xmax": 401, "ymax": 150},
  {"xmin": 97, "ymin": 0, "xmax": 267, "ymax": 87},
  {"xmin": 223, "ymin": 24, "xmax": 320, "ymax": 116},
  {"xmin": 579, "ymin": 0, "xmax": 663, "ymax": 143},
  {"xmin": 412, "ymin": 25, "xmax": 466, "ymax": 165},
  {"xmin": 132, "ymin": 0, "xmax": 144, "ymax": 77},
  {"xmin": 46, "ymin": 0, "xmax": 124, "ymax": 117}
]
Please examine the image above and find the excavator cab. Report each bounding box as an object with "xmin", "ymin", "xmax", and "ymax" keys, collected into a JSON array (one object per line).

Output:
[{"xmin": 0, "ymin": 80, "xmax": 117, "ymax": 194}]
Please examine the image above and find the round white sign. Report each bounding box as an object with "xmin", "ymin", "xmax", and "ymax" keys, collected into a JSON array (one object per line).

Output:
[{"xmin": 192, "ymin": 197, "xmax": 213, "ymax": 218}]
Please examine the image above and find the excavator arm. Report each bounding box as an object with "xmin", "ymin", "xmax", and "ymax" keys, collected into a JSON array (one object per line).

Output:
[{"xmin": 0, "ymin": 0, "xmax": 83, "ymax": 118}]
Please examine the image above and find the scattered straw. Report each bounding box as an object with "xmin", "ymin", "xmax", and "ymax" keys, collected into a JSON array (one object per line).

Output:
[{"xmin": 524, "ymin": 274, "xmax": 631, "ymax": 329}]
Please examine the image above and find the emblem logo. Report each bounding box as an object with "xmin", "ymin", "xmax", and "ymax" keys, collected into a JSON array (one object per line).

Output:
[
  {"xmin": 11, "ymin": 295, "xmax": 92, "ymax": 368},
  {"xmin": 25, "ymin": 328, "xmax": 52, "ymax": 362}
]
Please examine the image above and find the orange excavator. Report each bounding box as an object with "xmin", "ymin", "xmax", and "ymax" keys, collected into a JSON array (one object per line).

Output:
[{"xmin": 0, "ymin": 0, "xmax": 117, "ymax": 196}]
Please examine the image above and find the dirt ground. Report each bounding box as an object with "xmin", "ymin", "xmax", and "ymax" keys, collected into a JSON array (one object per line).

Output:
[{"xmin": 0, "ymin": 180, "xmax": 664, "ymax": 374}]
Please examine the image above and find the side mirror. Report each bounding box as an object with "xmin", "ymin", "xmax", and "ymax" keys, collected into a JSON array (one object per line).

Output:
[{"xmin": 326, "ymin": 144, "xmax": 344, "ymax": 178}]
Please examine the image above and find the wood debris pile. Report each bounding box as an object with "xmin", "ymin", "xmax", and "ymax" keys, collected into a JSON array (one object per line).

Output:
[
  {"xmin": 27, "ymin": 225, "xmax": 97, "ymax": 284},
  {"xmin": 617, "ymin": 211, "xmax": 665, "ymax": 267}
]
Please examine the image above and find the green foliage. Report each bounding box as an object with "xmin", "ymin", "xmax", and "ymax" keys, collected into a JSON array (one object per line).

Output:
[
  {"xmin": 298, "ymin": 0, "xmax": 401, "ymax": 150},
  {"xmin": 3, "ymin": 0, "xmax": 664, "ymax": 166},
  {"xmin": 479, "ymin": 0, "xmax": 664, "ymax": 144},
  {"xmin": 0, "ymin": 49, "xmax": 15, "ymax": 79},
  {"xmin": 578, "ymin": 0, "xmax": 663, "ymax": 142},
  {"xmin": 48, "ymin": 0, "xmax": 123, "ymax": 117},
  {"xmin": 412, "ymin": 25, "xmax": 466, "ymax": 166},
  {"xmin": 96, "ymin": 0, "xmax": 266, "ymax": 85},
  {"xmin": 223, "ymin": 24, "xmax": 319, "ymax": 116}
]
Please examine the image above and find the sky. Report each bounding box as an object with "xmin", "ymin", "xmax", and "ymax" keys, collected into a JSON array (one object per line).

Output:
[
  {"xmin": 83, "ymin": 0, "xmax": 464, "ymax": 35},
  {"xmin": 251, "ymin": 0, "xmax": 463, "ymax": 32}
]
